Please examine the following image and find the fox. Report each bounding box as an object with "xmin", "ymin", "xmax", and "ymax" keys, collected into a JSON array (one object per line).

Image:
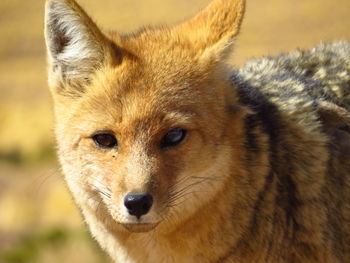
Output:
[{"xmin": 44, "ymin": 0, "xmax": 350, "ymax": 262}]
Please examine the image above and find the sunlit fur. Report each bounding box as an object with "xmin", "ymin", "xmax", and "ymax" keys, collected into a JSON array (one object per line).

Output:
[{"xmin": 45, "ymin": 0, "xmax": 349, "ymax": 262}]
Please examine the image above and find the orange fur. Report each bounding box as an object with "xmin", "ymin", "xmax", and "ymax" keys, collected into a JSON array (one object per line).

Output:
[{"xmin": 45, "ymin": 0, "xmax": 350, "ymax": 262}]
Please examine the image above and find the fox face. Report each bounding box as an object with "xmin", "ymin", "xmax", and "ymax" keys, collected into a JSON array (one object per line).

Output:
[{"xmin": 45, "ymin": 0, "xmax": 245, "ymax": 233}]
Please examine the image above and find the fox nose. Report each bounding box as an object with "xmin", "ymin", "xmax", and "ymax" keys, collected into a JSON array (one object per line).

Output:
[{"xmin": 124, "ymin": 193, "xmax": 153, "ymax": 219}]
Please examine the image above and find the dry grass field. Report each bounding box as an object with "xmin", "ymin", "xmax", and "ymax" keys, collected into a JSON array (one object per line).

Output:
[{"xmin": 0, "ymin": 0, "xmax": 350, "ymax": 262}]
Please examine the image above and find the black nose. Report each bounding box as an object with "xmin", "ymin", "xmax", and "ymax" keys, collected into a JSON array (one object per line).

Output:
[{"xmin": 124, "ymin": 193, "xmax": 153, "ymax": 219}]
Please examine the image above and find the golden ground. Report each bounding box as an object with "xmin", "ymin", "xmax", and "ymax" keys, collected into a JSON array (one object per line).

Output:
[{"xmin": 0, "ymin": 0, "xmax": 350, "ymax": 262}]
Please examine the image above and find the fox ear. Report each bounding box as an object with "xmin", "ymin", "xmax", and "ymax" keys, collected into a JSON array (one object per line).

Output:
[
  {"xmin": 44, "ymin": 0, "xmax": 112, "ymax": 95},
  {"xmin": 177, "ymin": 0, "xmax": 245, "ymax": 60}
]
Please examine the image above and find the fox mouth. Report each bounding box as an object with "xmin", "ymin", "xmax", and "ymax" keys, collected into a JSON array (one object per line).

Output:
[{"xmin": 121, "ymin": 222, "xmax": 159, "ymax": 233}]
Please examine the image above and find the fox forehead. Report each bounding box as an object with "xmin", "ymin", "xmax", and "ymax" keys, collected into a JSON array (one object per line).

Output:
[
  {"xmin": 72, "ymin": 68, "xmax": 201, "ymax": 136},
  {"xmin": 73, "ymin": 52, "xmax": 221, "ymax": 129},
  {"xmin": 103, "ymin": 43, "xmax": 212, "ymax": 96},
  {"xmin": 76, "ymin": 93, "xmax": 199, "ymax": 135},
  {"xmin": 99, "ymin": 28, "xmax": 221, "ymax": 100}
]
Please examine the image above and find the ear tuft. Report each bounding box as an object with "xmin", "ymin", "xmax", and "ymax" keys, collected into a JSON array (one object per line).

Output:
[{"xmin": 45, "ymin": 0, "xmax": 108, "ymax": 93}]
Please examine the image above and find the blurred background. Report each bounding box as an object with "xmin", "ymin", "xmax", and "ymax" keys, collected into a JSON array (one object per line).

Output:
[{"xmin": 0, "ymin": 0, "xmax": 350, "ymax": 262}]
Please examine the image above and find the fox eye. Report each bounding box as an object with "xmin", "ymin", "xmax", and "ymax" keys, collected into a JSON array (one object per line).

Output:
[
  {"xmin": 93, "ymin": 133, "xmax": 118, "ymax": 149},
  {"xmin": 161, "ymin": 128, "xmax": 187, "ymax": 148}
]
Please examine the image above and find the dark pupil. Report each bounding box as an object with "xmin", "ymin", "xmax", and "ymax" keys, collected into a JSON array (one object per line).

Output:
[
  {"xmin": 94, "ymin": 134, "xmax": 117, "ymax": 148},
  {"xmin": 162, "ymin": 128, "xmax": 186, "ymax": 147}
]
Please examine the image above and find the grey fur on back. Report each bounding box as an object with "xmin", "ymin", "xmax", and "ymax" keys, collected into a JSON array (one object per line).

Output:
[
  {"xmin": 233, "ymin": 42, "xmax": 350, "ymax": 110},
  {"xmin": 230, "ymin": 42, "xmax": 350, "ymax": 261}
]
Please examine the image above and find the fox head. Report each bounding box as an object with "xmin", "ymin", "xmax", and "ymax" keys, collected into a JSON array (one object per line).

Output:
[{"xmin": 45, "ymin": 0, "xmax": 246, "ymax": 233}]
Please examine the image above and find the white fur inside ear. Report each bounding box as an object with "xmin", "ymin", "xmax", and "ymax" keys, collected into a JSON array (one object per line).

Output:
[{"xmin": 45, "ymin": 0, "xmax": 103, "ymax": 81}]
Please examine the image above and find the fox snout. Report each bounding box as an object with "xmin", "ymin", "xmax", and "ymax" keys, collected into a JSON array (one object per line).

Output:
[{"xmin": 124, "ymin": 193, "xmax": 154, "ymax": 219}]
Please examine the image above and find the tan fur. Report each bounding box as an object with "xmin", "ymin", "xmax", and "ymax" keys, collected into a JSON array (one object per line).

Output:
[{"xmin": 44, "ymin": 0, "xmax": 350, "ymax": 262}]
